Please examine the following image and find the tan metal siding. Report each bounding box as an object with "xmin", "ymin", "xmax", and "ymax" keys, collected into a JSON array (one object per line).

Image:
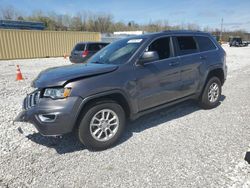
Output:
[{"xmin": 0, "ymin": 29, "xmax": 101, "ymax": 60}]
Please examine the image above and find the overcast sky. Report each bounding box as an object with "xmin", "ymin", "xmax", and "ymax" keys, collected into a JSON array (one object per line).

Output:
[{"xmin": 1, "ymin": 0, "xmax": 250, "ymax": 31}]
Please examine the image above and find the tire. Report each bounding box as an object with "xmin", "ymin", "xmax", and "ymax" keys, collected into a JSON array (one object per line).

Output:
[
  {"xmin": 199, "ymin": 77, "xmax": 222, "ymax": 109},
  {"xmin": 77, "ymin": 101, "xmax": 125, "ymax": 150}
]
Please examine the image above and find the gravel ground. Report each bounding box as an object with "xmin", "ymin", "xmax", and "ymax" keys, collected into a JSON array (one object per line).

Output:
[{"xmin": 0, "ymin": 45, "xmax": 250, "ymax": 187}]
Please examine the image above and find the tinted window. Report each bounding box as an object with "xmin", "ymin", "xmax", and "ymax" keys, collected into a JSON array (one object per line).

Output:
[
  {"xmin": 100, "ymin": 43, "xmax": 109, "ymax": 48},
  {"xmin": 176, "ymin": 36, "xmax": 197, "ymax": 55},
  {"xmin": 88, "ymin": 44, "xmax": 102, "ymax": 51},
  {"xmin": 147, "ymin": 37, "xmax": 171, "ymax": 60},
  {"xmin": 196, "ymin": 36, "xmax": 216, "ymax": 52},
  {"xmin": 74, "ymin": 44, "xmax": 85, "ymax": 51}
]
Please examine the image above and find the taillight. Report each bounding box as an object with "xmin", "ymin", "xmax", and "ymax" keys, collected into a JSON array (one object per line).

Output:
[{"xmin": 82, "ymin": 50, "xmax": 89, "ymax": 57}]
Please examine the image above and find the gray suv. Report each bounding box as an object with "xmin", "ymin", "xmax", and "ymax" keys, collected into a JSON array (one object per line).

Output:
[
  {"xmin": 15, "ymin": 31, "xmax": 227, "ymax": 150},
  {"xmin": 69, "ymin": 42, "xmax": 109, "ymax": 63}
]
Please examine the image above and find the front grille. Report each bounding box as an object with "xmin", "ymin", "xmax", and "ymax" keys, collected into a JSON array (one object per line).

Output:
[{"xmin": 24, "ymin": 91, "xmax": 40, "ymax": 109}]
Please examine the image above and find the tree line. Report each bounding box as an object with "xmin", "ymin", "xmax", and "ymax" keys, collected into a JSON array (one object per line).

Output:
[
  {"xmin": 0, "ymin": 6, "xmax": 201, "ymax": 32},
  {"xmin": 1, "ymin": 5, "xmax": 249, "ymax": 41}
]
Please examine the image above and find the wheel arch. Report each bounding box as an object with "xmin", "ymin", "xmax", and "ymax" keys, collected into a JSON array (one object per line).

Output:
[
  {"xmin": 206, "ymin": 67, "xmax": 225, "ymax": 85},
  {"xmin": 198, "ymin": 67, "xmax": 224, "ymax": 99},
  {"xmin": 74, "ymin": 90, "xmax": 132, "ymax": 129}
]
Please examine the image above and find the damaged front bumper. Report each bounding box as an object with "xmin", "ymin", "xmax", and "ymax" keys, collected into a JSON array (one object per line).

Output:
[{"xmin": 14, "ymin": 93, "xmax": 83, "ymax": 136}]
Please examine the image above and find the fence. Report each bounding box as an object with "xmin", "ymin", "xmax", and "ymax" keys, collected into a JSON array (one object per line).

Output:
[{"xmin": 0, "ymin": 29, "xmax": 101, "ymax": 60}]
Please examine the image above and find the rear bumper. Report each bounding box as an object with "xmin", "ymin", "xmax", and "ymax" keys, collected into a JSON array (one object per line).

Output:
[
  {"xmin": 15, "ymin": 96, "xmax": 83, "ymax": 136},
  {"xmin": 69, "ymin": 56, "xmax": 89, "ymax": 63}
]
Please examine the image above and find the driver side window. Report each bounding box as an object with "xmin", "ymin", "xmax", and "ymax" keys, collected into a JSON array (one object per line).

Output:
[{"xmin": 146, "ymin": 37, "xmax": 171, "ymax": 60}]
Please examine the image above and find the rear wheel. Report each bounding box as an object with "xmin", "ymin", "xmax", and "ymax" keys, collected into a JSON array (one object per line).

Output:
[
  {"xmin": 77, "ymin": 101, "xmax": 125, "ymax": 150},
  {"xmin": 199, "ymin": 77, "xmax": 221, "ymax": 109}
]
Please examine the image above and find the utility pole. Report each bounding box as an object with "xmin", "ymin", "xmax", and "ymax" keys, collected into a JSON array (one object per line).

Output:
[{"xmin": 220, "ymin": 18, "xmax": 223, "ymax": 43}]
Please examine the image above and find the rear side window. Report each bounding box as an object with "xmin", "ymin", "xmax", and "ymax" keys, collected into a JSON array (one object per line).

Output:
[
  {"xmin": 88, "ymin": 44, "xmax": 106, "ymax": 51},
  {"xmin": 74, "ymin": 44, "xmax": 85, "ymax": 51},
  {"xmin": 196, "ymin": 36, "xmax": 216, "ymax": 52},
  {"xmin": 101, "ymin": 43, "xmax": 109, "ymax": 48},
  {"xmin": 176, "ymin": 36, "xmax": 198, "ymax": 55}
]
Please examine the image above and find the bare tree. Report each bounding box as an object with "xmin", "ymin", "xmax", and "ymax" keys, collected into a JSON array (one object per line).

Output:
[
  {"xmin": 0, "ymin": 5, "xmax": 19, "ymax": 20},
  {"xmin": 70, "ymin": 15, "xmax": 82, "ymax": 31},
  {"xmin": 96, "ymin": 13, "xmax": 113, "ymax": 32},
  {"xmin": 87, "ymin": 12, "xmax": 113, "ymax": 32},
  {"xmin": 186, "ymin": 23, "xmax": 200, "ymax": 31}
]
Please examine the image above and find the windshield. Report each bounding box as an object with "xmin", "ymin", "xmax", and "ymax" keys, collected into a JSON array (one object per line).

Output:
[{"xmin": 88, "ymin": 38, "xmax": 144, "ymax": 65}]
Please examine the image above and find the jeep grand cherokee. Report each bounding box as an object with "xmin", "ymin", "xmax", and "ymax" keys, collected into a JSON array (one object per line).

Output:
[{"xmin": 15, "ymin": 31, "xmax": 227, "ymax": 150}]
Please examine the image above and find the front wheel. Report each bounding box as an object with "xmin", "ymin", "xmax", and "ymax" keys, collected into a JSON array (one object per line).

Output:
[
  {"xmin": 199, "ymin": 77, "xmax": 222, "ymax": 109},
  {"xmin": 77, "ymin": 101, "xmax": 125, "ymax": 150}
]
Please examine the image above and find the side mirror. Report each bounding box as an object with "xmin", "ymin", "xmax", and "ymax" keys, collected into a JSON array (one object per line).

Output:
[{"xmin": 138, "ymin": 51, "xmax": 159, "ymax": 65}]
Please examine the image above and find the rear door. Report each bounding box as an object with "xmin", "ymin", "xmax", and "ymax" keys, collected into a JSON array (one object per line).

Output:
[
  {"xmin": 135, "ymin": 36, "xmax": 182, "ymax": 111},
  {"xmin": 173, "ymin": 36, "xmax": 202, "ymax": 97},
  {"xmin": 195, "ymin": 35, "xmax": 219, "ymax": 74}
]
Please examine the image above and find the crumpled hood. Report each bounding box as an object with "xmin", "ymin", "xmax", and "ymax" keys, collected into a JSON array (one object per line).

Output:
[{"xmin": 32, "ymin": 63, "xmax": 118, "ymax": 88}]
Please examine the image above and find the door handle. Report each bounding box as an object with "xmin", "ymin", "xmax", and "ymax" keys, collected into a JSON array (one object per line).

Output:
[
  {"xmin": 169, "ymin": 62, "xmax": 180, "ymax": 66},
  {"xmin": 200, "ymin": 55, "xmax": 207, "ymax": 60}
]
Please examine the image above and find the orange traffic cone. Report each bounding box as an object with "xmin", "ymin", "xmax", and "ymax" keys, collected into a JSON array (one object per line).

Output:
[
  {"xmin": 63, "ymin": 53, "xmax": 67, "ymax": 59},
  {"xmin": 16, "ymin": 65, "xmax": 23, "ymax": 81}
]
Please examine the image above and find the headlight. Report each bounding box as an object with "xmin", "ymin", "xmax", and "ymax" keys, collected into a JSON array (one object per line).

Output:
[{"xmin": 43, "ymin": 88, "xmax": 71, "ymax": 99}]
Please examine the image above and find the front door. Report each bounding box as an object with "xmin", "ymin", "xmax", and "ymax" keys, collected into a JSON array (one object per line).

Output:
[{"xmin": 135, "ymin": 36, "xmax": 182, "ymax": 111}]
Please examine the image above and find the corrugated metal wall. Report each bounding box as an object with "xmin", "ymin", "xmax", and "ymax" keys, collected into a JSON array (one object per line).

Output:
[{"xmin": 0, "ymin": 29, "xmax": 101, "ymax": 60}]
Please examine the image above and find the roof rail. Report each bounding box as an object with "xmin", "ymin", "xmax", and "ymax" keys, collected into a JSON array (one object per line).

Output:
[{"xmin": 162, "ymin": 30, "xmax": 202, "ymax": 33}]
